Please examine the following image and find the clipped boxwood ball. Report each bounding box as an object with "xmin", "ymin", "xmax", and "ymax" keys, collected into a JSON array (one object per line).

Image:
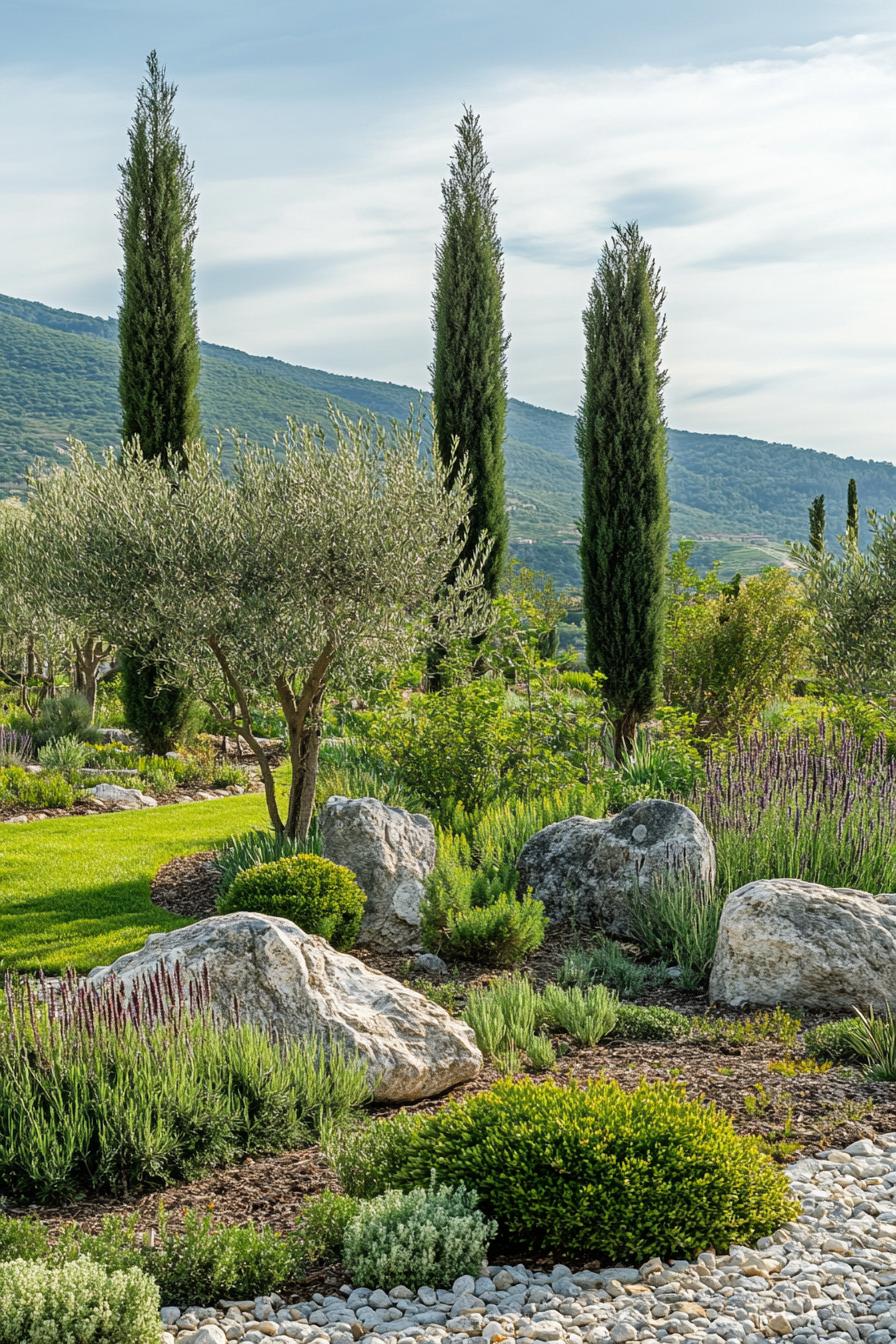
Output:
[
  {"xmin": 218, "ymin": 853, "xmax": 366, "ymax": 950},
  {"xmin": 393, "ymin": 1077, "xmax": 798, "ymax": 1262}
]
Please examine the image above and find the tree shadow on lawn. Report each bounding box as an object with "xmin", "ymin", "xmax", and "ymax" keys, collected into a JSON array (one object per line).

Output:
[{"xmin": 0, "ymin": 794, "xmax": 269, "ymax": 973}]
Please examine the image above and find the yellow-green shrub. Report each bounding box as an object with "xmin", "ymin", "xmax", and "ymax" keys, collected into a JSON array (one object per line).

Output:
[
  {"xmin": 218, "ymin": 853, "xmax": 365, "ymax": 949},
  {"xmin": 364, "ymin": 1077, "xmax": 798, "ymax": 1262}
]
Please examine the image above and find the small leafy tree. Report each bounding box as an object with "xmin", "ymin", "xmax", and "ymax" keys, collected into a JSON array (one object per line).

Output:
[
  {"xmin": 663, "ymin": 542, "xmax": 810, "ymax": 736},
  {"xmin": 16, "ymin": 410, "xmax": 488, "ymax": 839},
  {"xmin": 795, "ymin": 511, "xmax": 896, "ymax": 697},
  {"xmin": 578, "ymin": 222, "xmax": 669, "ymax": 760}
]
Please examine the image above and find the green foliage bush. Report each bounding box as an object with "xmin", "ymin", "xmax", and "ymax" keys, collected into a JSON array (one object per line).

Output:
[
  {"xmin": 611, "ymin": 1002, "xmax": 692, "ymax": 1041},
  {"xmin": 323, "ymin": 1112, "xmax": 427, "ymax": 1201},
  {"xmin": 33, "ymin": 691, "xmax": 99, "ymax": 747},
  {"xmin": 37, "ymin": 733, "xmax": 91, "ymax": 771},
  {"xmin": 293, "ymin": 1191, "xmax": 360, "ymax": 1265},
  {"xmin": 804, "ymin": 1017, "xmax": 867, "ymax": 1064},
  {"xmin": 0, "ymin": 976, "xmax": 369, "ymax": 1203},
  {"xmin": 342, "ymin": 1182, "xmax": 496, "ymax": 1291},
  {"xmin": 439, "ymin": 892, "xmax": 546, "ymax": 966},
  {"xmin": 218, "ymin": 854, "xmax": 365, "ymax": 949},
  {"xmin": 0, "ymin": 765, "xmax": 76, "ymax": 810},
  {"xmin": 214, "ymin": 826, "xmax": 321, "ymax": 895},
  {"xmin": 561, "ymin": 941, "xmax": 667, "ymax": 999},
  {"xmin": 629, "ymin": 876, "xmax": 724, "ymax": 989},
  {"xmin": 361, "ymin": 1078, "xmax": 798, "ymax": 1261},
  {"xmin": 0, "ymin": 1256, "xmax": 159, "ymax": 1343}
]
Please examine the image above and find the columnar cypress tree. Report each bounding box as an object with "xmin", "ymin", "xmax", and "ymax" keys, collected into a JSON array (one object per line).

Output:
[
  {"xmin": 578, "ymin": 221, "xmax": 669, "ymax": 761},
  {"xmin": 431, "ymin": 106, "xmax": 508, "ymax": 598},
  {"xmin": 117, "ymin": 51, "xmax": 199, "ymax": 751},
  {"xmin": 846, "ymin": 478, "xmax": 859, "ymax": 550},
  {"xmin": 808, "ymin": 494, "xmax": 826, "ymax": 553},
  {"xmin": 118, "ymin": 50, "xmax": 200, "ymax": 468}
]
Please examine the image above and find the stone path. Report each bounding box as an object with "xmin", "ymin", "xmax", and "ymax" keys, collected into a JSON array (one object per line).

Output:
[{"xmin": 163, "ymin": 1136, "xmax": 896, "ymax": 1344}]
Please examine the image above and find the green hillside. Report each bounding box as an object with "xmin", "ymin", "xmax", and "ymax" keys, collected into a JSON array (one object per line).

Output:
[{"xmin": 2, "ymin": 291, "xmax": 895, "ymax": 584}]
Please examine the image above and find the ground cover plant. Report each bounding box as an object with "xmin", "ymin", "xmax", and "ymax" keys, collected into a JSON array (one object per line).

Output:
[
  {"xmin": 0, "ymin": 969, "xmax": 368, "ymax": 1204},
  {"xmin": 0, "ymin": 1256, "xmax": 159, "ymax": 1344}
]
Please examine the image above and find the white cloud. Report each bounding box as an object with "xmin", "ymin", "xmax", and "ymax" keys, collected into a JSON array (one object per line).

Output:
[{"xmin": 0, "ymin": 35, "xmax": 894, "ymax": 457}]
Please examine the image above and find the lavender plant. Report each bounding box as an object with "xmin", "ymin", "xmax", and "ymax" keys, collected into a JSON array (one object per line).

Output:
[
  {"xmin": 0, "ymin": 968, "xmax": 368, "ymax": 1203},
  {"xmin": 700, "ymin": 724, "xmax": 896, "ymax": 895}
]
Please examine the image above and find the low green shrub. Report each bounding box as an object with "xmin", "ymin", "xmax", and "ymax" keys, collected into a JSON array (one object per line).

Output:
[
  {"xmin": 37, "ymin": 734, "xmax": 91, "ymax": 771},
  {"xmin": 343, "ymin": 1182, "xmax": 496, "ymax": 1291},
  {"xmin": 294, "ymin": 1191, "xmax": 360, "ymax": 1265},
  {"xmin": 611, "ymin": 1002, "xmax": 692, "ymax": 1041},
  {"xmin": 806, "ymin": 1009, "xmax": 896, "ymax": 1080},
  {"xmin": 0, "ymin": 973, "xmax": 369, "ymax": 1203},
  {"xmin": 0, "ymin": 1256, "xmax": 159, "ymax": 1343},
  {"xmin": 439, "ymin": 893, "xmax": 545, "ymax": 966},
  {"xmin": 218, "ymin": 854, "xmax": 366, "ymax": 950},
  {"xmin": 323, "ymin": 1113, "xmax": 427, "ymax": 1201},
  {"xmin": 214, "ymin": 826, "xmax": 321, "ymax": 895},
  {"xmin": 629, "ymin": 877, "xmax": 724, "ymax": 988},
  {"xmin": 145, "ymin": 1209, "xmax": 297, "ymax": 1305},
  {"xmin": 464, "ymin": 975, "xmax": 540, "ymax": 1060},
  {"xmin": 804, "ymin": 1017, "xmax": 867, "ymax": 1064},
  {"xmin": 540, "ymin": 983, "xmax": 618, "ymax": 1046},
  {"xmin": 32, "ymin": 691, "xmax": 99, "ymax": 747},
  {"xmin": 560, "ymin": 941, "xmax": 667, "ymax": 999},
  {"xmin": 363, "ymin": 1077, "xmax": 798, "ymax": 1261},
  {"xmin": 0, "ymin": 765, "xmax": 76, "ymax": 810}
]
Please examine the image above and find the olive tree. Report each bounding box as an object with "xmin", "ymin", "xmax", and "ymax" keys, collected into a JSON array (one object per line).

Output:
[
  {"xmin": 0, "ymin": 502, "xmax": 113, "ymax": 718},
  {"xmin": 794, "ymin": 511, "xmax": 896, "ymax": 697},
  {"xmin": 16, "ymin": 409, "xmax": 488, "ymax": 838}
]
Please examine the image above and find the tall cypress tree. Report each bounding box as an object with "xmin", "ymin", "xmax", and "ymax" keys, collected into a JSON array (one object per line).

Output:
[
  {"xmin": 846, "ymin": 477, "xmax": 859, "ymax": 550},
  {"xmin": 431, "ymin": 106, "xmax": 508, "ymax": 599},
  {"xmin": 117, "ymin": 51, "xmax": 199, "ymax": 751},
  {"xmin": 808, "ymin": 494, "xmax": 826, "ymax": 553},
  {"xmin": 578, "ymin": 222, "xmax": 669, "ymax": 761}
]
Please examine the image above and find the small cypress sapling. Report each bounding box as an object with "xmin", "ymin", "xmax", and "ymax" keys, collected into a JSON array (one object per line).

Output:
[
  {"xmin": 846, "ymin": 478, "xmax": 859, "ymax": 551},
  {"xmin": 808, "ymin": 494, "xmax": 825, "ymax": 553}
]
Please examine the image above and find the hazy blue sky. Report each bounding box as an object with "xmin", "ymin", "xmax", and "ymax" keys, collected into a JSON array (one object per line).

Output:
[{"xmin": 2, "ymin": 1, "xmax": 895, "ymax": 458}]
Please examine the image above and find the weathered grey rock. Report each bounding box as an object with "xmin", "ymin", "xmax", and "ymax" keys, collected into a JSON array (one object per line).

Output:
[
  {"xmin": 87, "ymin": 781, "xmax": 157, "ymax": 808},
  {"xmin": 412, "ymin": 951, "xmax": 449, "ymax": 976},
  {"xmin": 710, "ymin": 879, "xmax": 896, "ymax": 1012},
  {"xmin": 516, "ymin": 799, "xmax": 715, "ymax": 935},
  {"xmin": 87, "ymin": 912, "xmax": 481, "ymax": 1102},
  {"xmin": 319, "ymin": 796, "xmax": 436, "ymax": 953}
]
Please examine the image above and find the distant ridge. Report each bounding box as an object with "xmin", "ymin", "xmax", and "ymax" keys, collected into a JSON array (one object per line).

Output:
[{"xmin": 2, "ymin": 291, "xmax": 895, "ymax": 583}]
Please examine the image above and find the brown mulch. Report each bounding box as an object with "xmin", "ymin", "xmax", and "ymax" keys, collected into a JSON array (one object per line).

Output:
[{"xmin": 151, "ymin": 850, "xmax": 220, "ymax": 919}]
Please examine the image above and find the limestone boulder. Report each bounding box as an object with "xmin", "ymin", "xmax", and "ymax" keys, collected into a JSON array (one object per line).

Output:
[
  {"xmin": 87, "ymin": 912, "xmax": 481, "ymax": 1102},
  {"xmin": 516, "ymin": 798, "xmax": 715, "ymax": 936},
  {"xmin": 319, "ymin": 795, "xmax": 436, "ymax": 953},
  {"xmin": 87, "ymin": 781, "xmax": 157, "ymax": 809},
  {"xmin": 709, "ymin": 879, "xmax": 896, "ymax": 1012}
]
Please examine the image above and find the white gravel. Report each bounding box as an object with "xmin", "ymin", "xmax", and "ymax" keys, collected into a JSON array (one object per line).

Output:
[{"xmin": 164, "ymin": 1136, "xmax": 896, "ymax": 1344}]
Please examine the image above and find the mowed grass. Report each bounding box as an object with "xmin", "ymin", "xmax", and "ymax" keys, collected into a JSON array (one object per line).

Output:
[{"xmin": 0, "ymin": 791, "xmax": 274, "ymax": 973}]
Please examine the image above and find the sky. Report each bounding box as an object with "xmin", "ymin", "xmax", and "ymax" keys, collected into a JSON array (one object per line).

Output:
[{"xmin": 2, "ymin": 0, "xmax": 895, "ymax": 459}]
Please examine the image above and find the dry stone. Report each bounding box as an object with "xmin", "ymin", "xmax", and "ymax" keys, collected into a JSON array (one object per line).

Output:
[
  {"xmin": 710, "ymin": 878, "xmax": 896, "ymax": 1011},
  {"xmin": 87, "ymin": 912, "xmax": 481, "ymax": 1101},
  {"xmin": 516, "ymin": 798, "xmax": 715, "ymax": 936}
]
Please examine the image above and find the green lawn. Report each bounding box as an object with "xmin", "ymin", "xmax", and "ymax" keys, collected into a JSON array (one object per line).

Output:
[{"xmin": 0, "ymin": 792, "xmax": 272, "ymax": 973}]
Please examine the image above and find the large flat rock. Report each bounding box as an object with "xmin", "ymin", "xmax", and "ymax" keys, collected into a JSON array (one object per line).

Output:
[
  {"xmin": 710, "ymin": 879, "xmax": 896, "ymax": 1012},
  {"xmin": 87, "ymin": 912, "xmax": 482, "ymax": 1102}
]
